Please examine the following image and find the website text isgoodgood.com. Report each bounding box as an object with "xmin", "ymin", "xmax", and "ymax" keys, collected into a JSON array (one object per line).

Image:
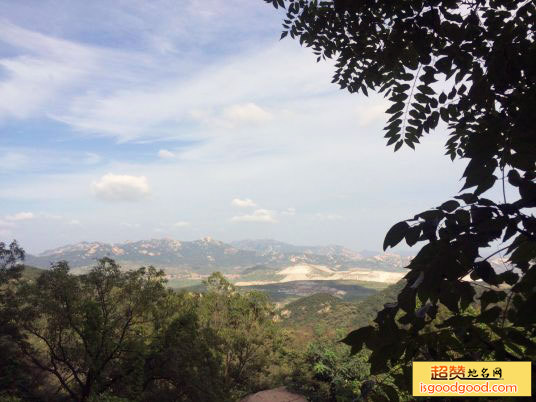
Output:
[{"xmin": 419, "ymin": 382, "xmax": 518, "ymax": 395}]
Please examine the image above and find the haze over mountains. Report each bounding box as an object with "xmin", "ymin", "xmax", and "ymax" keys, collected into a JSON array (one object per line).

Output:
[{"xmin": 26, "ymin": 238, "xmax": 411, "ymax": 274}]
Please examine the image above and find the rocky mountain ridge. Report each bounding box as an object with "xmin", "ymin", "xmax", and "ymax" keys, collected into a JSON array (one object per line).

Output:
[{"xmin": 26, "ymin": 238, "xmax": 412, "ymax": 273}]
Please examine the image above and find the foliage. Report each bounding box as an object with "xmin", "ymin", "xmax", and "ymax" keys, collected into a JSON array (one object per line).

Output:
[
  {"xmin": 0, "ymin": 240, "xmax": 24, "ymax": 284},
  {"xmin": 1, "ymin": 261, "xmax": 285, "ymax": 401},
  {"xmin": 0, "ymin": 240, "xmax": 25, "ymax": 338},
  {"xmin": 279, "ymin": 282, "xmax": 404, "ymax": 343},
  {"xmin": 266, "ymin": 0, "xmax": 536, "ymax": 395},
  {"xmin": 143, "ymin": 307, "xmax": 229, "ymax": 402},
  {"xmin": 19, "ymin": 265, "xmax": 46, "ymax": 282},
  {"xmin": 286, "ymin": 330, "xmax": 410, "ymax": 402},
  {"xmin": 0, "ymin": 241, "xmax": 43, "ymax": 401},
  {"xmin": 0, "ymin": 337, "xmax": 51, "ymax": 401},
  {"xmin": 0, "ymin": 396, "xmax": 22, "ymax": 402},
  {"xmin": 141, "ymin": 272, "xmax": 285, "ymax": 401},
  {"xmin": 11, "ymin": 258, "xmax": 168, "ymax": 401},
  {"xmin": 197, "ymin": 272, "xmax": 285, "ymax": 399},
  {"xmin": 287, "ymin": 333, "xmax": 368, "ymax": 401}
]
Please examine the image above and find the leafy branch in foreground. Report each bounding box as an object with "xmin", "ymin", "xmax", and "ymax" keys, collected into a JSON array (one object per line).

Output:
[{"xmin": 266, "ymin": 0, "xmax": 536, "ymax": 395}]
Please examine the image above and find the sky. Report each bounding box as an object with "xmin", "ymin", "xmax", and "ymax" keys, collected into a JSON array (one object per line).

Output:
[{"xmin": 0, "ymin": 0, "xmax": 486, "ymax": 254}]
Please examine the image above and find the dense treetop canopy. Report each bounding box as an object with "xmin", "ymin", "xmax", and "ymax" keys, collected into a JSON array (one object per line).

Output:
[{"xmin": 0, "ymin": 241, "xmax": 24, "ymax": 284}]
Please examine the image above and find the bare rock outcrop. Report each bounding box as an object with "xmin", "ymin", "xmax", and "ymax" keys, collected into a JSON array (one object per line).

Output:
[{"xmin": 240, "ymin": 386, "xmax": 307, "ymax": 402}]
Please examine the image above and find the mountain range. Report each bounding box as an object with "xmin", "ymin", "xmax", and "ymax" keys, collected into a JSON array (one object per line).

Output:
[{"xmin": 25, "ymin": 238, "xmax": 412, "ymax": 274}]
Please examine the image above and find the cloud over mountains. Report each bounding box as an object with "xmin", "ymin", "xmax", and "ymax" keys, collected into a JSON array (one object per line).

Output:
[
  {"xmin": 92, "ymin": 174, "xmax": 150, "ymax": 202},
  {"xmin": 231, "ymin": 209, "xmax": 277, "ymax": 223}
]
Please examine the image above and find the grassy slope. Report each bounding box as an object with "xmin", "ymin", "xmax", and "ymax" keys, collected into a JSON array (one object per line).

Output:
[{"xmin": 20, "ymin": 265, "xmax": 46, "ymax": 281}]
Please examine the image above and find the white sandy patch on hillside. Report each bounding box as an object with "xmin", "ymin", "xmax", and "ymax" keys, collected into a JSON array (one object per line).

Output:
[
  {"xmin": 278, "ymin": 264, "xmax": 334, "ymax": 281},
  {"xmin": 354, "ymin": 269, "xmax": 404, "ymax": 283},
  {"xmin": 235, "ymin": 264, "xmax": 405, "ymax": 286}
]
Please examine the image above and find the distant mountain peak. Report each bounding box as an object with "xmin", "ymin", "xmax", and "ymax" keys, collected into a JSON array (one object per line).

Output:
[{"xmin": 26, "ymin": 238, "xmax": 412, "ymax": 274}]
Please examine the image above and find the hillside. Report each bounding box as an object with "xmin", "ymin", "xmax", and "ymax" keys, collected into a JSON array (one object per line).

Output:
[
  {"xmin": 231, "ymin": 239, "xmax": 362, "ymax": 260},
  {"xmin": 278, "ymin": 293, "xmax": 344, "ymax": 324},
  {"xmin": 181, "ymin": 278, "xmax": 404, "ymax": 330},
  {"xmin": 280, "ymin": 281, "xmax": 406, "ymax": 334},
  {"xmin": 239, "ymin": 279, "xmax": 386, "ymax": 303},
  {"xmin": 25, "ymin": 238, "xmax": 259, "ymax": 272},
  {"xmin": 20, "ymin": 265, "xmax": 46, "ymax": 281}
]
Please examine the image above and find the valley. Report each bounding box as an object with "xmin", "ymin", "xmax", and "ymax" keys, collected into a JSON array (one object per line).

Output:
[
  {"xmin": 25, "ymin": 238, "xmax": 408, "ymax": 294},
  {"xmin": 23, "ymin": 238, "xmax": 410, "ymax": 306}
]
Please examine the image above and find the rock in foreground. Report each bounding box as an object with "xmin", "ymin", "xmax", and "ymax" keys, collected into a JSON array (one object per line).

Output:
[{"xmin": 240, "ymin": 386, "xmax": 307, "ymax": 402}]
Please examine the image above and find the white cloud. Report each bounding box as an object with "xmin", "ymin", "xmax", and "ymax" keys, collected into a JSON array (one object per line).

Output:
[
  {"xmin": 68, "ymin": 219, "xmax": 81, "ymax": 225},
  {"xmin": 174, "ymin": 221, "xmax": 190, "ymax": 227},
  {"xmin": 0, "ymin": 147, "xmax": 107, "ymax": 174},
  {"xmin": 92, "ymin": 173, "xmax": 150, "ymax": 202},
  {"xmin": 0, "ymin": 22, "xmax": 98, "ymax": 121},
  {"xmin": 0, "ymin": 151, "xmax": 29, "ymax": 171},
  {"xmin": 5, "ymin": 211, "xmax": 34, "ymax": 221},
  {"xmin": 231, "ymin": 209, "xmax": 276, "ymax": 223},
  {"xmin": 0, "ymin": 4, "xmax": 472, "ymax": 253},
  {"xmin": 0, "ymin": 20, "xmax": 158, "ymax": 128},
  {"xmin": 158, "ymin": 149, "xmax": 175, "ymax": 159},
  {"xmin": 356, "ymin": 102, "xmax": 389, "ymax": 127},
  {"xmin": 121, "ymin": 222, "xmax": 141, "ymax": 228},
  {"xmin": 282, "ymin": 207, "xmax": 296, "ymax": 216},
  {"xmin": 49, "ymin": 40, "xmax": 332, "ymax": 141},
  {"xmin": 0, "ymin": 219, "xmax": 15, "ymax": 229},
  {"xmin": 41, "ymin": 213, "xmax": 63, "ymax": 220},
  {"xmin": 0, "ymin": 57, "xmax": 85, "ymax": 120},
  {"xmin": 231, "ymin": 198, "xmax": 257, "ymax": 208},
  {"xmin": 84, "ymin": 152, "xmax": 101, "ymax": 165},
  {"xmin": 0, "ymin": 219, "xmax": 13, "ymax": 237},
  {"xmin": 222, "ymin": 102, "xmax": 272, "ymax": 125},
  {"xmin": 314, "ymin": 213, "xmax": 343, "ymax": 221}
]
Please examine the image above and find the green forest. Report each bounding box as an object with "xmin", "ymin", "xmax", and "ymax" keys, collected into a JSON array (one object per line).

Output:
[
  {"xmin": 1, "ymin": 0, "xmax": 535, "ymax": 400},
  {"xmin": 1, "ymin": 246, "xmax": 407, "ymax": 401}
]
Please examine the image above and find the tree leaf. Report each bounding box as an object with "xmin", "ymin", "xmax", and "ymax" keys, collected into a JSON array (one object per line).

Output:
[
  {"xmin": 386, "ymin": 102, "xmax": 405, "ymax": 114},
  {"xmin": 340, "ymin": 325, "xmax": 374, "ymax": 352},
  {"xmin": 384, "ymin": 221, "xmax": 410, "ymax": 250},
  {"xmin": 479, "ymin": 306, "xmax": 502, "ymax": 323},
  {"xmin": 405, "ymin": 225, "xmax": 421, "ymax": 247},
  {"xmin": 380, "ymin": 384, "xmax": 400, "ymax": 402},
  {"xmin": 440, "ymin": 200, "xmax": 460, "ymax": 212}
]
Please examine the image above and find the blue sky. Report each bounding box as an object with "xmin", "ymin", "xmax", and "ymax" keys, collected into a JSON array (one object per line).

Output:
[{"xmin": 0, "ymin": 0, "xmax": 481, "ymax": 254}]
